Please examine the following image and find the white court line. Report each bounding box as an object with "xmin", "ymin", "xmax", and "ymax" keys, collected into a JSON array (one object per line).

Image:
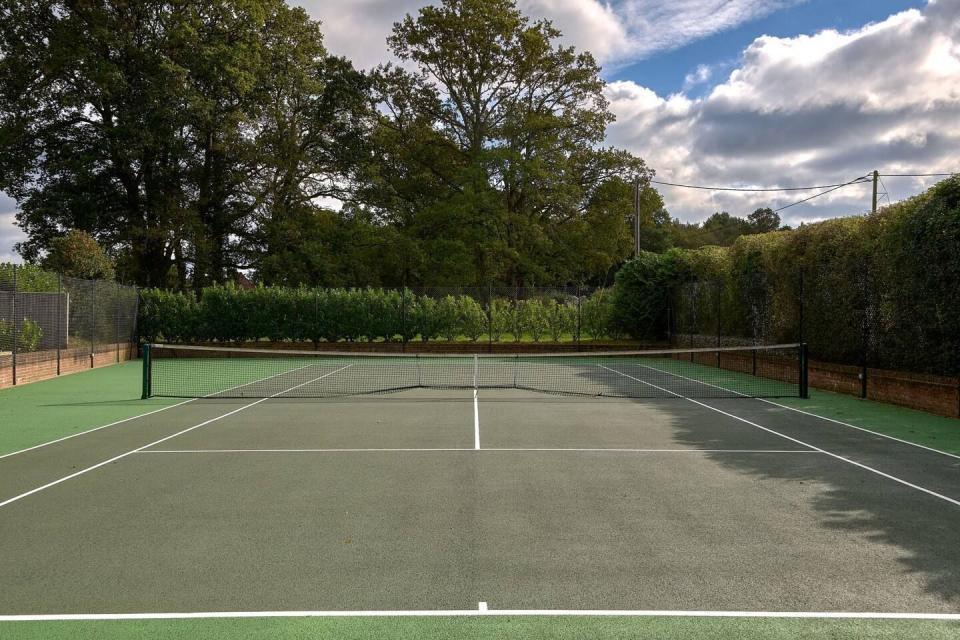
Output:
[
  {"xmin": 760, "ymin": 399, "xmax": 960, "ymax": 461},
  {"xmin": 0, "ymin": 361, "xmax": 321, "ymax": 461},
  {"xmin": 0, "ymin": 366, "xmax": 352, "ymax": 510},
  {"xmin": 473, "ymin": 389, "xmax": 481, "ymax": 450},
  {"xmin": 0, "ymin": 399, "xmax": 195, "ymax": 460},
  {"xmin": 601, "ymin": 366, "xmax": 960, "ymax": 508},
  {"xmin": 137, "ymin": 448, "xmax": 819, "ymax": 454},
  {"xmin": 1, "ymin": 609, "xmax": 958, "ymax": 621},
  {"xmin": 638, "ymin": 362, "xmax": 960, "ymax": 461}
]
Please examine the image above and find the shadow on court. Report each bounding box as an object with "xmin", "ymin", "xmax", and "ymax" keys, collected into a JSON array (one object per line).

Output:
[
  {"xmin": 668, "ymin": 398, "xmax": 960, "ymax": 607},
  {"xmin": 2, "ymin": 354, "xmax": 960, "ymax": 616}
]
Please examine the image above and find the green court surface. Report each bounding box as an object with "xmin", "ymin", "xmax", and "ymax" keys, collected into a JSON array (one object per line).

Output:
[
  {"xmin": 0, "ymin": 363, "xmax": 182, "ymax": 457},
  {"xmin": 775, "ymin": 390, "xmax": 960, "ymax": 456},
  {"xmin": 3, "ymin": 616, "xmax": 959, "ymax": 640},
  {"xmin": 2, "ymin": 358, "xmax": 959, "ymax": 640}
]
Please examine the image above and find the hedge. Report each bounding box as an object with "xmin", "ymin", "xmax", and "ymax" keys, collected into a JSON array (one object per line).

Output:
[
  {"xmin": 610, "ymin": 175, "xmax": 960, "ymax": 376},
  {"xmin": 139, "ymin": 286, "xmax": 618, "ymax": 344}
]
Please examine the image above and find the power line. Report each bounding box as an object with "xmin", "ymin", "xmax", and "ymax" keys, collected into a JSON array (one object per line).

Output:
[
  {"xmin": 774, "ymin": 175, "xmax": 873, "ymax": 213},
  {"xmin": 649, "ymin": 178, "xmax": 871, "ymax": 192},
  {"xmin": 879, "ymin": 172, "xmax": 956, "ymax": 177},
  {"xmin": 649, "ymin": 172, "xmax": 956, "ymax": 193}
]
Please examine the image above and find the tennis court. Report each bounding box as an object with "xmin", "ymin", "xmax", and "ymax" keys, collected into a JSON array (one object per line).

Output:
[{"xmin": 1, "ymin": 346, "xmax": 959, "ymax": 631}]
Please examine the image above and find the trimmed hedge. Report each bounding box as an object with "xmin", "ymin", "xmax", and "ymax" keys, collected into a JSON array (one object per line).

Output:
[
  {"xmin": 610, "ymin": 176, "xmax": 960, "ymax": 376},
  {"xmin": 139, "ymin": 286, "xmax": 618, "ymax": 344}
]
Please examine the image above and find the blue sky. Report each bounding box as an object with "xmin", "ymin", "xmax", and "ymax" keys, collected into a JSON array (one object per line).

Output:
[{"xmin": 614, "ymin": 0, "xmax": 928, "ymax": 96}]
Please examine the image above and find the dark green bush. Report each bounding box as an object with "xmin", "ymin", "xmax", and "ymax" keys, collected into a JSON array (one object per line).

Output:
[{"xmin": 610, "ymin": 250, "xmax": 684, "ymax": 339}]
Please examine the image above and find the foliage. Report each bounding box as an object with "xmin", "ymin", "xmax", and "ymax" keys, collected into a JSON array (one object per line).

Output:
[
  {"xmin": 488, "ymin": 299, "xmax": 512, "ymax": 342},
  {"xmin": 0, "ymin": 263, "xmax": 59, "ymax": 292},
  {"xmin": 0, "ymin": 318, "xmax": 44, "ymax": 352},
  {"xmin": 139, "ymin": 285, "xmax": 623, "ymax": 344},
  {"xmin": 1, "ymin": 0, "xmax": 371, "ymax": 289},
  {"xmin": 634, "ymin": 176, "xmax": 960, "ymax": 376},
  {"xmin": 546, "ymin": 299, "xmax": 577, "ymax": 341},
  {"xmin": 610, "ymin": 251, "xmax": 684, "ymax": 340},
  {"xmin": 580, "ymin": 290, "xmax": 613, "ymax": 340},
  {"xmin": 363, "ymin": 0, "xmax": 651, "ymax": 286},
  {"xmin": 42, "ymin": 230, "xmax": 115, "ymax": 280}
]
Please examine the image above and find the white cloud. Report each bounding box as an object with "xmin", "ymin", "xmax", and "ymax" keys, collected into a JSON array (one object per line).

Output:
[
  {"xmin": 605, "ymin": 0, "xmax": 960, "ymax": 225},
  {"xmin": 297, "ymin": 0, "xmax": 804, "ymax": 69},
  {"xmin": 0, "ymin": 204, "xmax": 25, "ymax": 263},
  {"xmin": 683, "ymin": 64, "xmax": 713, "ymax": 90}
]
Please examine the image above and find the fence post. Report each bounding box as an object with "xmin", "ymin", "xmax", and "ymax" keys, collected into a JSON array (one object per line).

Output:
[
  {"xmin": 401, "ymin": 286, "xmax": 407, "ymax": 353},
  {"xmin": 56, "ymin": 274, "xmax": 62, "ymax": 376},
  {"xmin": 800, "ymin": 343, "xmax": 809, "ymax": 399},
  {"xmin": 11, "ymin": 264, "xmax": 17, "ymax": 385},
  {"xmin": 665, "ymin": 293, "xmax": 672, "ymax": 346},
  {"xmin": 115, "ymin": 281, "xmax": 120, "ymax": 363},
  {"xmin": 575, "ymin": 284, "xmax": 582, "ymax": 349},
  {"xmin": 715, "ymin": 280, "xmax": 721, "ymax": 368},
  {"xmin": 89, "ymin": 280, "xmax": 96, "ymax": 369},
  {"xmin": 859, "ymin": 265, "xmax": 869, "ymax": 399},
  {"xmin": 798, "ymin": 267, "xmax": 805, "ymax": 346},
  {"xmin": 487, "ymin": 283, "xmax": 493, "ymax": 354}
]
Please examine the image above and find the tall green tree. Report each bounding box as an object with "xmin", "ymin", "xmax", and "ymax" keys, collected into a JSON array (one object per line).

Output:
[
  {"xmin": 363, "ymin": 0, "xmax": 650, "ymax": 285},
  {"xmin": 0, "ymin": 0, "xmax": 368, "ymax": 289},
  {"xmin": 42, "ymin": 230, "xmax": 115, "ymax": 280},
  {"xmin": 747, "ymin": 207, "xmax": 781, "ymax": 233}
]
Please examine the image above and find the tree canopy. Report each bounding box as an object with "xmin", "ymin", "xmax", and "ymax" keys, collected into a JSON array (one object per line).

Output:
[{"xmin": 1, "ymin": 0, "xmax": 648, "ymax": 288}]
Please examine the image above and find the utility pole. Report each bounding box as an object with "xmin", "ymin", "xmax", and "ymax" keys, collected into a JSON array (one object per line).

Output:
[
  {"xmin": 871, "ymin": 170, "xmax": 879, "ymax": 213},
  {"xmin": 633, "ymin": 180, "xmax": 641, "ymax": 257}
]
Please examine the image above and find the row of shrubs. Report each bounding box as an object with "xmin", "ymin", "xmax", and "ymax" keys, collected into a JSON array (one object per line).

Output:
[
  {"xmin": 139, "ymin": 286, "xmax": 620, "ymax": 344},
  {"xmin": 610, "ymin": 176, "xmax": 960, "ymax": 376}
]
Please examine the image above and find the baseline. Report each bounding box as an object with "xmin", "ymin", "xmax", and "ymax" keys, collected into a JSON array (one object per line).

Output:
[
  {"xmin": 137, "ymin": 448, "xmax": 821, "ymax": 454},
  {"xmin": 1, "ymin": 609, "xmax": 958, "ymax": 621}
]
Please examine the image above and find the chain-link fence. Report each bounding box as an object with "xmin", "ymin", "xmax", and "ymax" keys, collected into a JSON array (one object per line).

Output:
[
  {"xmin": 0, "ymin": 264, "xmax": 139, "ymax": 388},
  {"xmin": 670, "ymin": 266, "xmax": 960, "ymax": 413},
  {"xmin": 139, "ymin": 285, "xmax": 632, "ymax": 352}
]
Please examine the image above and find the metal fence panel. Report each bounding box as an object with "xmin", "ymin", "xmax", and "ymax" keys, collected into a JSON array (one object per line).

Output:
[{"xmin": 0, "ymin": 264, "xmax": 139, "ymax": 387}]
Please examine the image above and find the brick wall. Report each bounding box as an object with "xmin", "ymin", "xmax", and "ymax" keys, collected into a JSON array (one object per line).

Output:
[{"xmin": 0, "ymin": 343, "xmax": 138, "ymax": 389}]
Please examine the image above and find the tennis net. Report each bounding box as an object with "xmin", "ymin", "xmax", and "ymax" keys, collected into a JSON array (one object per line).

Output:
[{"xmin": 142, "ymin": 343, "xmax": 808, "ymax": 400}]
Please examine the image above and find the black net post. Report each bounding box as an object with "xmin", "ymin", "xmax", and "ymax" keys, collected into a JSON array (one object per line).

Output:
[
  {"xmin": 141, "ymin": 343, "xmax": 151, "ymax": 399},
  {"xmin": 56, "ymin": 274, "xmax": 62, "ymax": 376},
  {"xmin": 11, "ymin": 264, "xmax": 17, "ymax": 385}
]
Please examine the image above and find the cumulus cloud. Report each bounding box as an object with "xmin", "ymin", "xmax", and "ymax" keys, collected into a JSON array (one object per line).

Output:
[
  {"xmin": 298, "ymin": 0, "xmax": 799, "ymax": 69},
  {"xmin": 683, "ymin": 64, "xmax": 713, "ymax": 90},
  {"xmin": 605, "ymin": 0, "xmax": 960, "ymax": 224}
]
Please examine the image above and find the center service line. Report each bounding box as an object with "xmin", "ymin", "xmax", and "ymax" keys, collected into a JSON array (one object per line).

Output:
[{"xmin": 474, "ymin": 390, "xmax": 481, "ymax": 450}]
